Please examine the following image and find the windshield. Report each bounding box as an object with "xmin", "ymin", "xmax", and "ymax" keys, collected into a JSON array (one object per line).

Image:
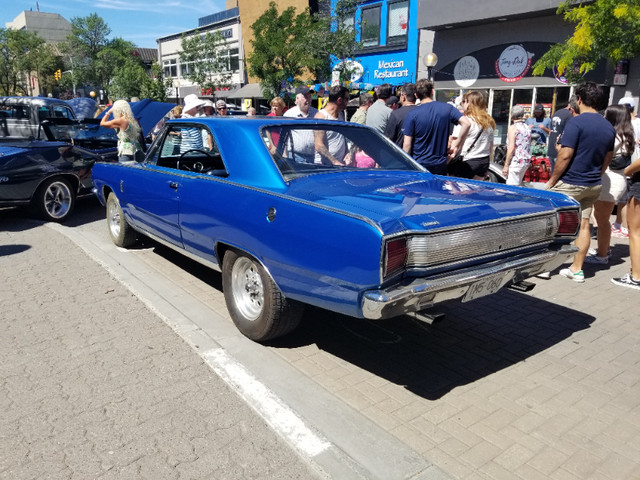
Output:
[{"xmin": 262, "ymin": 124, "xmax": 423, "ymax": 179}]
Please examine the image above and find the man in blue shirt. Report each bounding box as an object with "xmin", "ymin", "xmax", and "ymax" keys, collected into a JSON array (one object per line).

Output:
[
  {"xmin": 402, "ymin": 79, "xmax": 470, "ymax": 175},
  {"xmin": 547, "ymin": 82, "xmax": 616, "ymax": 283}
]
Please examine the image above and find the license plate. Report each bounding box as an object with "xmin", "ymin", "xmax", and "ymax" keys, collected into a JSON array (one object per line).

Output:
[{"xmin": 462, "ymin": 273, "xmax": 509, "ymax": 302}]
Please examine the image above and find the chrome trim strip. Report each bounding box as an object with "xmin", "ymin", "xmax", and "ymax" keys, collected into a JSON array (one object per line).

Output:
[{"xmin": 362, "ymin": 245, "xmax": 577, "ymax": 320}]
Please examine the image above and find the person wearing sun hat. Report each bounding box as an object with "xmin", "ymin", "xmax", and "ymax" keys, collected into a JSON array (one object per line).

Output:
[
  {"xmin": 182, "ymin": 94, "xmax": 205, "ymax": 118},
  {"xmin": 179, "ymin": 94, "xmax": 205, "ymax": 153}
]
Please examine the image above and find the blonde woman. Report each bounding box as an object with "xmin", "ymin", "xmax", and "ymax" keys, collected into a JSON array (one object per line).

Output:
[
  {"xmin": 456, "ymin": 91, "xmax": 496, "ymax": 179},
  {"xmin": 100, "ymin": 100, "xmax": 143, "ymax": 162}
]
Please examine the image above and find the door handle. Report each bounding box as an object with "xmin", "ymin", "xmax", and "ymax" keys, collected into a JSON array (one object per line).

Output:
[{"xmin": 169, "ymin": 182, "xmax": 179, "ymax": 190}]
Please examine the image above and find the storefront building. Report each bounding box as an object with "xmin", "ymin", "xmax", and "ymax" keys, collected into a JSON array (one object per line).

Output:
[
  {"xmin": 415, "ymin": 0, "xmax": 637, "ymax": 144},
  {"xmin": 329, "ymin": 0, "xmax": 420, "ymax": 90}
]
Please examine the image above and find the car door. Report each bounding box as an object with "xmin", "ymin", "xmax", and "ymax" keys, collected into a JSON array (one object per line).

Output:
[{"xmin": 121, "ymin": 128, "xmax": 184, "ymax": 247}]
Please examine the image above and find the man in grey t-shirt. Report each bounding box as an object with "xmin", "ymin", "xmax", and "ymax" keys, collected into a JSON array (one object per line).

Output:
[{"xmin": 365, "ymin": 83, "xmax": 392, "ymax": 133}]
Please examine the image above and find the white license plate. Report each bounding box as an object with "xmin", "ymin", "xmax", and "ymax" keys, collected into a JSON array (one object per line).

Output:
[{"xmin": 462, "ymin": 273, "xmax": 509, "ymax": 302}]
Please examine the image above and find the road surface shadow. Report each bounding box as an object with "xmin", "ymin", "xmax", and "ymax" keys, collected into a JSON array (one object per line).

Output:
[
  {"xmin": 270, "ymin": 290, "xmax": 594, "ymax": 400},
  {"xmin": 0, "ymin": 195, "xmax": 104, "ymax": 232},
  {"xmin": 136, "ymin": 239, "xmax": 595, "ymax": 401}
]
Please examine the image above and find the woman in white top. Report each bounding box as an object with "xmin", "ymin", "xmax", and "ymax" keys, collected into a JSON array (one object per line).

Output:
[
  {"xmin": 589, "ymin": 104, "xmax": 635, "ymax": 263},
  {"xmin": 457, "ymin": 91, "xmax": 495, "ymax": 180}
]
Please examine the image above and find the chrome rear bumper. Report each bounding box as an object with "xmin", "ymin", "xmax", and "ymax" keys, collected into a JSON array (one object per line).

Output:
[{"xmin": 361, "ymin": 245, "xmax": 577, "ymax": 320}]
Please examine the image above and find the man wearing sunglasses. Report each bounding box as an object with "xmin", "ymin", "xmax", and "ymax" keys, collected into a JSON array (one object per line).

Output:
[{"xmin": 216, "ymin": 99, "xmax": 229, "ymax": 116}]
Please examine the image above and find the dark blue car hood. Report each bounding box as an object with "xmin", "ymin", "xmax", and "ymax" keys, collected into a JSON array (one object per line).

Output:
[{"xmin": 283, "ymin": 171, "xmax": 574, "ymax": 234}]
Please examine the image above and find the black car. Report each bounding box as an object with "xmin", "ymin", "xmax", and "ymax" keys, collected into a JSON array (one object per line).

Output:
[{"xmin": 0, "ymin": 139, "xmax": 100, "ymax": 222}]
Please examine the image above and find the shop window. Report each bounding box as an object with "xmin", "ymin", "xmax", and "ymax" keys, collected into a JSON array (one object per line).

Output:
[
  {"xmin": 387, "ymin": 0, "xmax": 408, "ymax": 45},
  {"xmin": 361, "ymin": 5, "xmax": 381, "ymax": 47}
]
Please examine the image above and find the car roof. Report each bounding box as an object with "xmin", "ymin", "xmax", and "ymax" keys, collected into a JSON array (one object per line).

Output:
[
  {"xmin": 0, "ymin": 96, "xmax": 72, "ymax": 107},
  {"xmin": 164, "ymin": 116, "xmax": 373, "ymax": 189}
]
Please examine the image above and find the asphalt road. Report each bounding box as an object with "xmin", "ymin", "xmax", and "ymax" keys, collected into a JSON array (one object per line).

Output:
[{"xmin": 2, "ymin": 196, "xmax": 639, "ymax": 480}]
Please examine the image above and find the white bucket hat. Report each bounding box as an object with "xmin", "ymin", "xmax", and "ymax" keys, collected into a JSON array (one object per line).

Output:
[{"xmin": 183, "ymin": 94, "xmax": 205, "ymax": 113}]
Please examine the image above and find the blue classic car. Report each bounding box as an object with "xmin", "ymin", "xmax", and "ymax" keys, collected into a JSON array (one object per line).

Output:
[{"xmin": 91, "ymin": 117, "xmax": 580, "ymax": 341}]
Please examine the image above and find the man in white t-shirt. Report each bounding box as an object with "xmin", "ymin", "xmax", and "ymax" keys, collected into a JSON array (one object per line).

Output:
[{"xmin": 283, "ymin": 86, "xmax": 319, "ymax": 163}]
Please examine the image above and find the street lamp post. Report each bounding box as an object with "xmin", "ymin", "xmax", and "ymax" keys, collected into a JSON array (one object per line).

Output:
[{"xmin": 423, "ymin": 53, "xmax": 438, "ymax": 82}]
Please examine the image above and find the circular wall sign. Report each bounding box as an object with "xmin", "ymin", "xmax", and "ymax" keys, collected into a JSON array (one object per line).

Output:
[
  {"xmin": 495, "ymin": 45, "xmax": 532, "ymax": 82},
  {"xmin": 454, "ymin": 56, "xmax": 480, "ymax": 88}
]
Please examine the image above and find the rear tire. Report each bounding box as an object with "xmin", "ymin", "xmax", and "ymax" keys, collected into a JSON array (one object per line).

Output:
[
  {"xmin": 33, "ymin": 177, "xmax": 75, "ymax": 222},
  {"xmin": 106, "ymin": 192, "xmax": 136, "ymax": 247},
  {"xmin": 222, "ymin": 249, "xmax": 304, "ymax": 342}
]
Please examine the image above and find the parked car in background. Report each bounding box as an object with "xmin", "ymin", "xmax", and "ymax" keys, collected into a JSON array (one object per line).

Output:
[
  {"xmin": 0, "ymin": 139, "xmax": 100, "ymax": 221},
  {"xmin": 91, "ymin": 117, "xmax": 580, "ymax": 342},
  {"xmin": 0, "ymin": 96, "xmax": 76, "ymax": 140}
]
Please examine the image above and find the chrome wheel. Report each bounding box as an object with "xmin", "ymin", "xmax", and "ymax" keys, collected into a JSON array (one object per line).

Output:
[
  {"xmin": 107, "ymin": 197, "xmax": 122, "ymax": 239},
  {"xmin": 230, "ymin": 256, "xmax": 264, "ymax": 321},
  {"xmin": 43, "ymin": 180, "xmax": 73, "ymax": 220}
]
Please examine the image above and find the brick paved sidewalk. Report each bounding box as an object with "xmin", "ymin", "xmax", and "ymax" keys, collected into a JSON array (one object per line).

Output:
[{"xmin": 0, "ymin": 219, "xmax": 322, "ymax": 480}]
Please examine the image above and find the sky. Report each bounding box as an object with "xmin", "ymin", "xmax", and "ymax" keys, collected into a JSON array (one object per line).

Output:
[{"xmin": 3, "ymin": 0, "xmax": 228, "ymax": 48}]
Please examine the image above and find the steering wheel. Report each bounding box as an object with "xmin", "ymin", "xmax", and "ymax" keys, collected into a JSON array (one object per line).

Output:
[{"xmin": 178, "ymin": 149, "xmax": 214, "ymax": 171}]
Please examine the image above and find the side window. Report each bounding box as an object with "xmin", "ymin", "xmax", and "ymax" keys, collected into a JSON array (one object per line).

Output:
[{"xmin": 155, "ymin": 124, "xmax": 226, "ymax": 176}]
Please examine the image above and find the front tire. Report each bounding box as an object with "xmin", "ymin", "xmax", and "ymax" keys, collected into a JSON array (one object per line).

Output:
[
  {"xmin": 222, "ymin": 250, "xmax": 304, "ymax": 342},
  {"xmin": 106, "ymin": 192, "xmax": 136, "ymax": 247},
  {"xmin": 33, "ymin": 177, "xmax": 75, "ymax": 222}
]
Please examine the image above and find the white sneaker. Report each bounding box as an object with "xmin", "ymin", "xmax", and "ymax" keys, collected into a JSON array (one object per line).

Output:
[{"xmin": 559, "ymin": 268, "xmax": 585, "ymax": 283}]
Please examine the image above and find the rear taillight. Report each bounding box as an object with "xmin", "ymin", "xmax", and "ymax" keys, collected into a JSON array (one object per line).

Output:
[
  {"xmin": 384, "ymin": 238, "xmax": 407, "ymax": 278},
  {"xmin": 557, "ymin": 210, "xmax": 580, "ymax": 235}
]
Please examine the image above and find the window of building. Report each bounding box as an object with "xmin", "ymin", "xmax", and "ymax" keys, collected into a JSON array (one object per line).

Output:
[
  {"xmin": 387, "ymin": 0, "xmax": 408, "ymax": 45},
  {"xmin": 361, "ymin": 5, "xmax": 381, "ymax": 47},
  {"xmin": 219, "ymin": 48, "xmax": 239, "ymax": 72},
  {"xmin": 163, "ymin": 59, "xmax": 177, "ymax": 78}
]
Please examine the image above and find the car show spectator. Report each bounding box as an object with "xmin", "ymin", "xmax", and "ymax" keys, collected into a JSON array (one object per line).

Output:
[
  {"xmin": 268, "ymin": 97, "xmax": 286, "ymax": 117},
  {"xmin": 526, "ymin": 103, "xmax": 551, "ymax": 145},
  {"xmin": 451, "ymin": 91, "xmax": 495, "ymax": 180},
  {"xmin": 314, "ymin": 85, "xmax": 350, "ymax": 166},
  {"xmin": 612, "ymin": 144, "xmax": 640, "ymax": 289},
  {"xmin": 502, "ymin": 105, "xmax": 531, "ymax": 185},
  {"xmin": 547, "ymin": 82, "xmax": 616, "ymax": 283},
  {"xmin": 402, "ymin": 78, "xmax": 470, "ymax": 175},
  {"xmin": 547, "ymin": 97, "xmax": 577, "ymax": 171},
  {"xmin": 349, "ymin": 92, "xmax": 373, "ymax": 125},
  {"xmin": 99, "ymin": 99, "xmax": 144, "ymax": 162},
  {"xmin": 366, "ymin": 83, "xmax": 393, "ymax": 133},
  {"xmin": 284, "ymin": 86, "xmax": 319, "ymax": 164},
  {"xmin": 384, "ymin": 83, "xmax": 417, "ymax": 147},
  {"xmin": 588, "ymin": 104, "xmax": 635, "ymax": 265},
  {"xmin": 216, "ymin": 99, "xmax": 229, "ymax": 116}
]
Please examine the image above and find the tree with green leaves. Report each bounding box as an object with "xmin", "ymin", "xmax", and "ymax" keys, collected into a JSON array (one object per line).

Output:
[
  {"xmin": 180, "ymin": 30, "xmax": 233, "ymax": 95},
  {"xmin": 0, "ymin": 28, "xmax": 59, "ymax": 96},
  {"xmin": 533, "ymin": 0, "xmax": 640, "ymax": 82},
  {"xmin": 312, "ymin": 0, "xmax": 362, "ymax": 84},
  {"xmin": 247, "ymin": 2, "xmax": 320, "ymax": 99},
  {"xmin": 140, "ymin": 63, "xmax": 171, "ymax": 102}
]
